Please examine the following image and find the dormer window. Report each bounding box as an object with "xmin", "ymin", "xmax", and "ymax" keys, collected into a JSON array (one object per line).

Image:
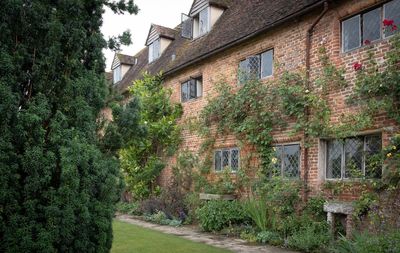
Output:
[
  {"xmin": 113, "ymin": 65, "xmax": 122, "ymax": 84},
  {"xmin": 148, "ymin": 39, "xmax": 161, "ymax": 63},
  {"xmin": 181, "ymin": 0, "xmax": 225, "ymax": 39},
  {"xmin": 193, "ymin": 7, "xmax": 209, "ymax": 38},
  {"xmin": 145, "ymin": 24, "xmax": 175, "ymax": 63}
]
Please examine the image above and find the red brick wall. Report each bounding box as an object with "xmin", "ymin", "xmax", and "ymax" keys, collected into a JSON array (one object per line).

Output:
[{"xmin": 157, "ymin": 0, "xmax": 399, "ymax": 201}]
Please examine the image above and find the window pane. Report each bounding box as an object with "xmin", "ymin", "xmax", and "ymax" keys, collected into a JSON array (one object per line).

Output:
[
  {"xmin": 273, "ymin": 146, "xmax": 283, "ymax": 176},
  {"xmin": 283, "ymin": 144, "xmax": 300, "ymax": 178},
  {"xmin": 261, "ymin": 50, "xmax": 273, "ymax": 78},
  {"xmin": 238, "ymin": 59, "xmax": 249, "ymax": 84},
  {"xmin": 363, "ymin": 8, "xmax": 382, "ymax": 43},
  {"xmin": 231, "ymin": 149, "xmax": 239, "ymax": 171},
  {"xmin": 199, "ymin": 7, "xmax": 209, "ymax": 35},
  {"xmin": 344, "ymin": 137, "xmax": 363, "ymax": 178},
  {"xmin": 181, "ymin": 82, "xmax": 188, "ymax": 102},
  {"xmin": 222, "ymin": 150, "xmax": 230, "ymax": 169},
  {"xmin": 148, "ymin": 43, "xmax": 154, "ymax": 62},
  {"xmin": 196, "ymin": 79, "xmax": 203, "ymax": 97},
  {"xmin": 365, "ymin": 135, "xmax": 382, "ymax": 178},
  {"xmin": 248, "ymin": 55, "xmax": 261, "ymax": 79},
  {"xmin": 189, "ymin": 79, "xmax": 196, "ymax": 99},
  {"xmin": 384, "ymin": 0, "xmax": 400, "ymax": 37},
  {"xmin": 327, "ymin": 140, "xmax": 342, "ymax": 179},
  {"xmin": 215, "ymin": 151, "xmax": 222, "ymax": 171},
  {"xmin": 342, "ymin": 15, "xmax": 361, "ymax": 52},
  {"xmin": 153, "ymin": 39, "xmax": 160, "ymax": 59}
]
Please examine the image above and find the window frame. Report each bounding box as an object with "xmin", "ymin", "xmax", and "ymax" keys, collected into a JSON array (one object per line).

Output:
[
  {"xmin": 341, "ymin": 0, "xmax": 400, "ymax": 53},
  {"xmin": 214, "ymin": 147, "xmax": 240, "ymax": 173},
  {"xmin": 181, "ymin": 76, "xmax": 203, "ymax": 103},
  {"xmin": 273, "ymin": 143, "xmax": 301, "ymax": 179},
  {"xmin": 238, "ymin": 48, "xmax": 274, "ymax": 84},
  {"xmin": 148, "ymin": 38, "xmax": 161, "ymax": 63},
  {"xmin": 193, "ymin": 7, "xmax": 210, "ymax": 39},
  {"xmin": 113, "ymin": 65, "xmax": 122, "ymax": 84},
  {"xmin": 324, "ymin": 134, "xmax": 382, "ymax": 180}
]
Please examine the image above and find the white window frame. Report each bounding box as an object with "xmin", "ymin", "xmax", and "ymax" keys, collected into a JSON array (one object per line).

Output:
[
  {"xmin": 113, "ymin": 65, "xmax": 122, "ymax": 84},
  {"xmin": 193, "ymin": 7, "xmax": 210, "ymax": 38},
  {"xmin": 214, "ymin": 147, "xmax": 240, "ymax": 172}
]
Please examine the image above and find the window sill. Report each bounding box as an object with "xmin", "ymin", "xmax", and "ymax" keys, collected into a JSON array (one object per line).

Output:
[
  {"xmin": 324, "ymin": 178, "xmax": 380, "ymax": 183},
  {"xmin": 341, "ymin": 35, "xmax": 393, "ymax": 55},
  {"xmin": 182, "ymin": 96, "xmax": 203, "ymax": 104}
]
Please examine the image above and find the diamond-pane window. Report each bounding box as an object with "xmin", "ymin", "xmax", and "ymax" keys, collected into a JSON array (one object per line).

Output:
[
  {"xmin": 326, "ymin": 135, "xmax": 382, "ymax": 179},
  {"xmin": 342, "ymin": 15, "xmax": 361, "ymax": 52},
  {"xmin": 214, "ymin": 148, "xmax": 240, "ymax": 172},
  {"xmin": 238, "ymin": 49, "xmax": 274, "ymax": 84},
  {"xmin": 363, "ymin": 8, "xmax": 381, "ymax": 43},
  {"xmin": 273, "ymin": 144, "xmax": 300, "ymax": 178}
]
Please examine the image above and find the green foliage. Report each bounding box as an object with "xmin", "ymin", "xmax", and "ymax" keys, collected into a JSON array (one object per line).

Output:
[
  {"xmin": 303, "ymin": 196, "xmax": 327, "ymax": 221},
  {"xmin": 116, "ymin": 202, "xmax": 141, "ymax": 215},
  {"xmin": 256, "ymin": 231, "xmax": 283, "ymax": 245},
  {"xmin": 0, "ymin": 1, "xmax": 138, "ymax": 252},
  {"xmin": 115, "ymin": 74, "xmax": 182, "ymax": 199},
  {"xmin": 244, "ymin": 199, "xmax": 270, "ymax": 231},
  {"xmin": 196, "ymin": 200, "xmax": 247, "ymax": 232},
  {"xmin": 240, "ymin": 231, "xmax": 258, "ymax": 243},
  {"xmin": 331, "ymin": 230, "xmax": 400, "ymax": 253},
  {"xmin": 287, "ymin": 222, "xmax": 330, "ymax": 253},
  {"xmin": 144, "ymin": 210, "xmax": 182, "ymax": 226}
]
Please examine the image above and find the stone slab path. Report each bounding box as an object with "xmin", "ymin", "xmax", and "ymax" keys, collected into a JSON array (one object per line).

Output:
[{"xmin": 116, "ymin": 214, "xmax": 298, "ymax": 253}]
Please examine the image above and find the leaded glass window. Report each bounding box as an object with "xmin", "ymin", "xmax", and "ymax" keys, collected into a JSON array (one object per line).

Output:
[
  {"xmin": 326, "ymin": 135, "xmax": 382, "ymax": 179},
  {"xmin": 273, "ymin": 144, "xmax": 300, "ymax": 178},
  {"xmin": 214, "ymin": 148, "xmax": 240, "ymax": 172},
  {"xmin": 181, "ymin": 76, "xmax": 202, "ymax": 102},
  {"xmin": 238, "ymin": 49, "xmax": 274, "ymax": 84}
]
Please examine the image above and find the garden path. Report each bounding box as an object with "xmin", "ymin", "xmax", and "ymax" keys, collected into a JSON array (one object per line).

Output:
[{"xmin": 116, "ymin": 214, "xmax": 298, "ymax": 253}]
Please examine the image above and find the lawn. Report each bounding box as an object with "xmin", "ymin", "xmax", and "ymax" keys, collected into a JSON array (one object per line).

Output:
[{"xmin": 111, "ymin": 220, "xmax": 232, "ymax": 253}]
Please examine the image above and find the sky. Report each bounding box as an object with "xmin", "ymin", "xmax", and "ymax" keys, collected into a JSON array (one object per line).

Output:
[{"xmin": 101, "ymin": 0, "xmax": 193, "ymax": 71}]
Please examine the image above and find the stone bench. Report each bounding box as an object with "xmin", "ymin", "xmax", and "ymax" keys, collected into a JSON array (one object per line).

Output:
[{"xmin": 323, "ymin": 201, "xmax": 355, "ymax": 238}]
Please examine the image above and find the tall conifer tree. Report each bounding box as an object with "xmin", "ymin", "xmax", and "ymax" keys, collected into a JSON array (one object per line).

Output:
[{"xmin": 0, "ymin": 1, "xmax": 138, "ymax": 251}]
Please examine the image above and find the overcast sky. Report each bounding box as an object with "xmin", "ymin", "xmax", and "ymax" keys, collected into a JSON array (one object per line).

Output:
[{"xmin": 101, "ymin": 0, "xmax": 192, "ymax": 71}]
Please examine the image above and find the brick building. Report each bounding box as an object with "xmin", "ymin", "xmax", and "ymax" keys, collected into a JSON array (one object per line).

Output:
[{"xmin": 111, "ymin": 0, "xmax": 400, "ymax": 201}]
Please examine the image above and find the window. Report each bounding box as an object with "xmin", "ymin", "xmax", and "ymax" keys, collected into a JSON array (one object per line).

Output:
[
  {"xmin": 342, "ymin": 0, "xmax": 400, "ymax": 52},
  {"xmin": 148, "ymin": 39, "xmax": 160, "ymax": 63},
  {"xmin": 326, "ymin": 134, "xmax": 382, "ymax": 179},
  {"xmin": 113, "ymin": 65, "xmax": 122, "ymax": 84},
  {"xmin": 273, "ymin": 144, "xmax": 300, "ymax": 178},
  {"xmin": 181, "ymin": 76, "xmax": 202, "ymax": 102},
  {"xmin": 193, "ymin": 7, "xmax": 209, "ymax": 38},
  {"xmin": 238, "ymin": 49, "xmax": 274, "ymax": 83},
  {"xmin": 214, "ymin": 148, "xmax": 240, "ymax": 172}
]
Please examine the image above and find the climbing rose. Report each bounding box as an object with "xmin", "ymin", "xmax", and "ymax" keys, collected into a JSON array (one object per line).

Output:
[
  {"xmin": 364, "ymin": 39, "xmax": 371, "ymax": 45},
  {"xmin": 383, "ymin": 19, "xmax": 394, "ymax": 27},
  {"xmin": 353, "ymin": 62, "xmax": 362, "ymax": 71},
  {"xmin": 392, "ymin": 25, "xmax": 398, "ymax": 31}
]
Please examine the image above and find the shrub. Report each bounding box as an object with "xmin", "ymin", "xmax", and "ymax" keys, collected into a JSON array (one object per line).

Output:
[
  {"xmin": 244, "ymin": 199, "xmax": 270, "ymax": 231},
  {"xmin": 139, "ymin": 197, "xmax": 166, "ymax": 215},
  {"xmin": 196, "ymin": 200, "xmax": 248, "ymax": 232},
  {"xmin": 240, "ymin": 231, "xmax": 258, "ymax": 243},
  {"xmin": 256, "ymin": 231, "xmax": 283, "ymax": 245},
  {"xmin": 287, "ymin": 222, "xmax": 330, "ymax": 253},
  {"xmin": 331, "ymin": 230, "xmax": 400, "ymax": 253},
  {"xmin": 116, "ymin": 202, "xmax": 141, "ymax": 215},
  {"xmin": 304, "ymin": 196, "xmax": 326, "ymax": 221},
  {"xmin": 144, "ymin": 211, "xmax": 182, "ymax": 227}
]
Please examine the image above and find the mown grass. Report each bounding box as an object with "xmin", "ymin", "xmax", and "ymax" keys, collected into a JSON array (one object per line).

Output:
[{"xmin": 112, "ymin": 220, "xmax": 232, "ymax": 253}]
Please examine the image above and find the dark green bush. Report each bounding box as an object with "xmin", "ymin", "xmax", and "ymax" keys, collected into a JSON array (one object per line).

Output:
[
  {"xmin": 256, "ymin": 231, "xmax": 283, "ymax": 245},
  {"xmin": 196, "ymin": 200, "xmax": 248, "ymax": 232},
  {"xmin": 287, "ymin": 221, "xmax": 330, "ymax": 253}
]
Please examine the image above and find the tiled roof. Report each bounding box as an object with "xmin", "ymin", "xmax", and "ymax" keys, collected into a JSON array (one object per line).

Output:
[
  {"xmin": 115, "ymin": 0, "xmax": 324, "ymax": 93},
  {"xmin": 117, "ymin": 53, "xmax": 136, "ymax": 65}
]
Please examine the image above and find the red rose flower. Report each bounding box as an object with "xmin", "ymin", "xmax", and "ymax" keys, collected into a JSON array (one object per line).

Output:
[
  {"xmin": 364, "ymin": 39, "xmax": 371, "ymax": 45},
  {"xmin": 383, "ymin": 19, "xmax": 394, "ymax": 27},
  {"xmin": 392, "ymin": 25, "xmax": 398, "ymax": 31},
  {"xmin": 353, "ymin": 62, "xmax": 362, "ymax": 71}
]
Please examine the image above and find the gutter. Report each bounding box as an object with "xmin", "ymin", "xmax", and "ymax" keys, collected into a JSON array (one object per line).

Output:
[
  {"xmin": 163, "ymin": 0, "xmax": 327, "ymax": 78},
  {"xmin": 303, "ymin": 1, "xmax": 329, "ymax": 202}
]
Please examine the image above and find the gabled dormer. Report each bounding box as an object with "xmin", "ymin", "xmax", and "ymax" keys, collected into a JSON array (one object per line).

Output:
[
  {"xmin": 111, "ymin": 53, "xmax": 136, "ymax": 84},
  {"xmin": 145, "ymin": 24, "xmax": 176, "ymax": 63},
  {"xmin": 181, "ymin": 0, "xmax": 227, "ymax": 39}
]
